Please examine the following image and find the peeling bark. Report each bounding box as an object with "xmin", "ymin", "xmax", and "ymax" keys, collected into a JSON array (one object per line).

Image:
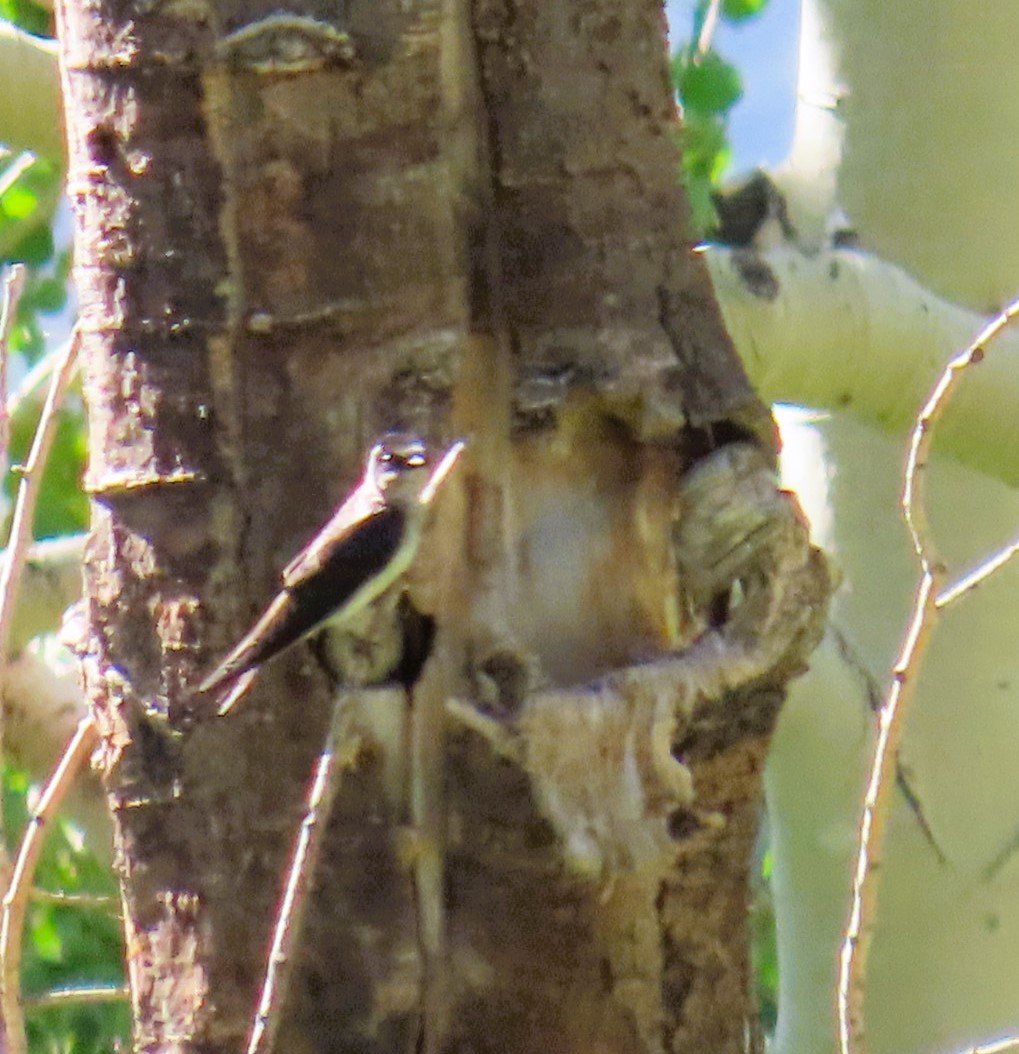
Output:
[{"xmin": 55, "ymin": 0, "xmax": 829, "ymax": 1051}]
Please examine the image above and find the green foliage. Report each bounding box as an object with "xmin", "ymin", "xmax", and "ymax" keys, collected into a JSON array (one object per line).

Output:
[
  {"xmin": 0, "ymin": 154, "xmax": 62, "ymax": 264},
  {"xmin": 672, "ymin": 0, "xmax": 770, "ymax": 233},
  {"xmin": 6, "ymin": 395, "xmax": 89, "ymax": 539},
  {"xmin": 5, "ymin": 248, "xmax": 70, "ymax": 358},
  {"xmin": 677, "ymin": 49, "xmax": 743, "ymax": 115},
  {"xmin": 0, "ymin": 19, "xmax": 100, "ymax": 1052},
  {"xmin": 722, "ymin": 0, "xmax": 767, "ymax": 23},
  {"xmin": 0, "ymin": 0, "xmax": 50, "ymax": 37},
  {"xmin": 751, "ymin": 847, "xmax": 778, "ymax": 1032},
  {"xmin": 5, "ymin": 769, "xmax": 129, "ymax": 1053},
  {"xmin": 2, "ymin": 245, "xmax": 86, "ymax": 541}
]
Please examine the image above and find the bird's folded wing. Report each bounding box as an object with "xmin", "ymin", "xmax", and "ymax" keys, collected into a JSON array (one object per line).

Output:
[{"xmin": 281, "ymin": 489, "xmax": 386, "ymax": 588}]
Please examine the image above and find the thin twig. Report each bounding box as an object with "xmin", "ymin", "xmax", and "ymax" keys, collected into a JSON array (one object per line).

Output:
[
  {"xmin": 8, "ymin": 341, "xmax": 76, "ymax": 425},
  {"xmin": 0, "ymin": 264, "xmax": 28, "ymax": 901},
  {"xmin": 0, "ymin": 155, "xmax": 35, "ymax": 204},
  {"xmin": 836, "ymin": 295, "xmax": 1019, "ymax": 1054},
  {"xmin": 0, "ymin": 330, "xmax": 79, "ymax": 673},
  {"xmin": 0, "ymin": 265, "xmax": 26, "ymax": 483},
  {"xmin": 24, "ymin": 984, "xmax": 129, "ymax": 1009},
  {"xmin": 246, "ymin": 700, "xmax": 360, "ymax": 1054},
  {"xmin": 961, "ymin": 1039, "xmax": 1019, "ymax": 1054},
  {"xmin": 0, "ymin": 717, "xmax": 98, "ymax": 1054},
  {"xmin": 30, "ymin": 888, "xmax": 118, "ymax": 911},
  {"xmin": 409, "ymin": 649, "xmax": 449, "ymax": 1054},
  {"xmin": 936, "ymin": 529, "xmax": 1019, "ymax": 608},
  {"xmin": 694, "ymin": 0, "xmax": 722, "ymax": 57}
]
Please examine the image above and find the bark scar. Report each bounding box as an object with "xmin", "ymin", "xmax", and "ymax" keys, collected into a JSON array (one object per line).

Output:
[{"xmin": 448, "ymin": 442, "xmax": 832, "ymax": 879}]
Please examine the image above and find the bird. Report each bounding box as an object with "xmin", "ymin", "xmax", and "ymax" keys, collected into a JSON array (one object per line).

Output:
[{"xmin": 199, "ymin": 433, "xmax": 465, "ymax": 714}]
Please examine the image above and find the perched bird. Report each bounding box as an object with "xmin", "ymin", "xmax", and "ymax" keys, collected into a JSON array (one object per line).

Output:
[{"xmin": 199, "ymin": 434, "xmax": 465, "ymax": 713}]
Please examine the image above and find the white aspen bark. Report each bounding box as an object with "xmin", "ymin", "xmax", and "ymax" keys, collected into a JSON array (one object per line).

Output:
[
  {"xmin": 766, "ymin": 409, "xmax": 1019, "ymax": 1054},
  {"xmin": 723, "ymin": 5, "xmax": 1019, "ymax": 1043},
  {"xmin": 779, "ymin": 0, "xmax": 1019, "ymax": 311},
  {"xmin": 705, "ymin": 245, "xmax": 1019, "ymax": 486},
  {"xmin": 0, "ymin": 24, "xmax": 61, "ymax": 161}
]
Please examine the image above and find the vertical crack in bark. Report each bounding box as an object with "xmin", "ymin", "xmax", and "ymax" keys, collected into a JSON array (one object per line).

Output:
[{"xmin": 201, "ymin": 59, "xmax": 256, "ymax": 646}]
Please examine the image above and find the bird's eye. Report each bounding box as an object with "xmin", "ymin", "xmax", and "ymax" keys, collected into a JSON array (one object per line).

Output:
[
  {"xmin": 406, "ymin": 453, "xmax": 427, "ymax": 468},
  {"xmin": 380, "ymin": 451, "xmax": 394, "ymax": 463}
]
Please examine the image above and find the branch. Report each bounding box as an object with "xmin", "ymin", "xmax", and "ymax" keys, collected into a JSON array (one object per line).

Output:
[
  {"xmin": 9, "ymin": 341, "xmax": 76, "ymax": 423},
  {"xmin": 706, "ymin": 245, "xmax": 1019, "ymax": 486},
  {"xmin": 0, "ymin": 344, "xmax": 86, "ymax": 649},
  {"xmin": 0, "ymin": 264, "xmax": 25, "ymax": 880},
  {"xmin": 0, "ymin": 266, "xmax": 24, "ymax": 484},
  {"xmin": 30, "ymin": 888, "xmax": 117, "ymax": 910},
  {"xmin": 0, "ymin": 331, "xmax": 80, "ymax": 672},
  {"xmin": 0, "ymin": 717, "xmax": 98, "ymax": 1054},
  {"xmin": 694, "ymin": 0, "xmax": 722, "ymax": 56},
  {"xmin": 23, "ymin": 984, "xmax": 128, "ymax": 1009},
  {"xmin": 247, "ymin": 699, "xmax": 363, "ymax": 1054},
  {"xmin": 3, "ymin": 651, "xmax": 107, "ymax": 855},
  {"xmin": 0, "ymin": 328, "xmax": 82, "ymax": 1054},
  {"xmin": 836, "ymin": 295, "xmax": 1019, "ymax": 1054}
]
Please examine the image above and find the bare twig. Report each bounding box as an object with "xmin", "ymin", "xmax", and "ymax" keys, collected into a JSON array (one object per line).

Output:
[
  {"xmin": 23, "ymin": 984, "xmax": 129, "ymax": 1009},
  {"xmin": 409, "ymin": 646, "xmax": 450, "ymax": 1054},
  {"xmin": 0, "ymin": 156, "xmax": 35, "ymax": 205},
  {"xmin": 0, "ymin": 331, "xmax": 79, "ymax": 675},
  {"xmin": 837, "ymin": 295, "xmax": 1019, "ymax": 1054},
  {"xmin": 0, "ymin": 330, "xmax": 79, "ymax": 942},
  {"xmin": 936, "ymin": 529, "xmax": 1019, "ymax": 608},
  {"xmin": 246, "ymin": 699, "xmax": 361, "ymax": 1054},
  {"xmin": 0, "ymin": 265, "xmax": 26, "ymax": 481},
  {"xmin": 30, "ymin": 888, "xmax": 118, "ymax": 910},
  {"xmin": 0, "ymin": 717, "xmax": 98, "ymax": 1054},
  {"xmin": 0, "ymin": 263, "xmax": 28, "ymax": 897},
  {"xmin": 8, "ymin": 340, "xmax": 76, "ymax": 425},
  {"xmin": 959, "ymin": 1039, "xmax": 1019, "ymax": 1054},
  {"xmin": 694, "ymin": 0, "xmax": 722, "ymax": 57}
]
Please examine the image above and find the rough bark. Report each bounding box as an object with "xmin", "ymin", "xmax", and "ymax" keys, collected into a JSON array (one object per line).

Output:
[{"xmin": 56, "ymin": 0, "xmax": 829, "ymax": 1051}]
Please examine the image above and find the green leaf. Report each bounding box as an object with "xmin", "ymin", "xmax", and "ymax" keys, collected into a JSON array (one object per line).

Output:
[
  {"xmin": 29, "ymin": 908, "xmax": 63, "ymax": 962},
  {"xmin": 675, "ymin": 50, "xmax": 743, "ymax": 116},
  {"xmin": 722, "ymin": 0, "xmax": 769, "ymax": 23},
  {"xmin": 0, "ymin": 183, "xmax": 38, "ymax": 221},
  {"xmin": 0, "ymin": 155, "xmax": 62, "ymax": 264},
  {"xmin": 23, "ymin": 274, "xmax": 66, "ymax": 314},
  {"xmin": 0, "ymin": 0, "xmax": 52, "ymax": 37},
  {"xmin": 679, "ymin": 111, "xmax": 730, "ymax": 178},
  {"xmin": 6, "ymin": 223, "xmax": 54, "ymax": 268},
  {"xmin": 675, "ymin": 110, "xmax": 731, "ymax": 233}
]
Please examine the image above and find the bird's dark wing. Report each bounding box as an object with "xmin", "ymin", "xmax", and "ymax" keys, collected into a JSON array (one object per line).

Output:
[
  {"xmin": 198, "ymin": 506, "xmax": 407, "ymax": 700},
  {"xmin": 285, "ymin": 505, "xmax": 406, "ymax": 622},
  {"xmin": 198, "ymin": 590, "xmax": 298, "ymax": 698},
  {"xmin": 282, "ymin": 488, "xmax": 386, "ymax": 588}
]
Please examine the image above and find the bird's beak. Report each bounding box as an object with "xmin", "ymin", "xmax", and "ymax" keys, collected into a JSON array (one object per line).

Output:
[{"xmin": 419, "ymin": 440, "xmax": 466, "ymax": 505}]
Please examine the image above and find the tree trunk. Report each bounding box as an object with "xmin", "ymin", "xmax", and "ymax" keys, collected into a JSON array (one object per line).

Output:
[{"xmin": 56, "ymin": 0, "xmax": 830, "ymax": 1050}]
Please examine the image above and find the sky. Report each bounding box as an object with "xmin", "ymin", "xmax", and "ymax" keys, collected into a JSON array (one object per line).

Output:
[{"xmin": 664, "ymin": 0, "xmax": 799, "ymax": 174}]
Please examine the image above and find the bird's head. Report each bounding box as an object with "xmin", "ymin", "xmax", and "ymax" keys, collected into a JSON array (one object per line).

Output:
[
  {"xmin": 367, "ymin": 434, "xmax": 429, "ymax": 499},
  {"xmin": 366, "ymin": 434, "xmax": 465, "ymax": 507}
]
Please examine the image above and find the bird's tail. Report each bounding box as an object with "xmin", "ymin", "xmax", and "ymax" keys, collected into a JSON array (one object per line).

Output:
[{"xmin": 198, "ymin": 592, "xmax": 297, "ymax": 710}]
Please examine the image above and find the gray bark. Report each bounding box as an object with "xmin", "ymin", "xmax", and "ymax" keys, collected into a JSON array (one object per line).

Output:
[{"xmin": 56, "ymin": 0, "xmax": 830, "ymax": 1049}]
